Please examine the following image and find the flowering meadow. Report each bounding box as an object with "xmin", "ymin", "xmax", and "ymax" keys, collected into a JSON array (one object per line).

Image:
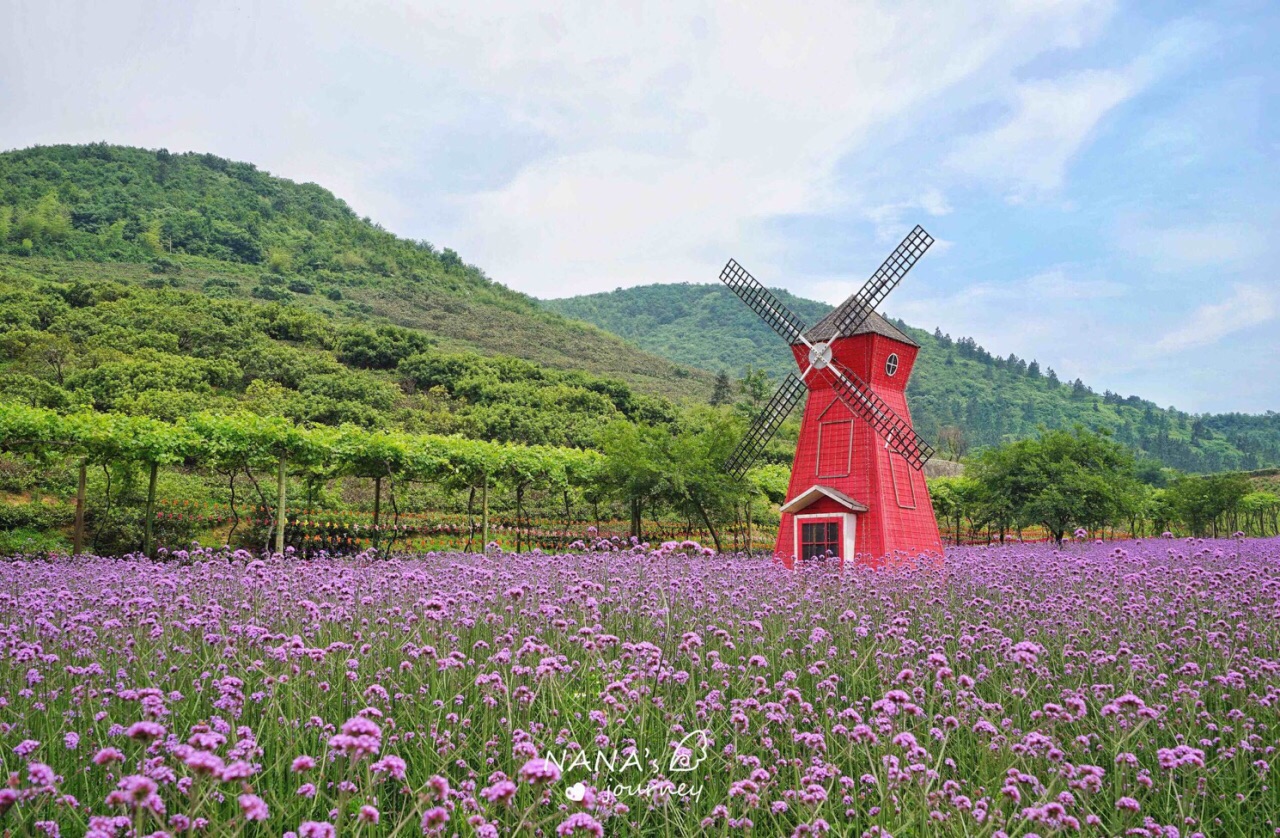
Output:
[{"xmin": 1, "ymin": 538, "xmax": 1278, "ymax": 837}]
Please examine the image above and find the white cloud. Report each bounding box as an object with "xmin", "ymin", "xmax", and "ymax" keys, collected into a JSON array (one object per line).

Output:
[
  {"xmin": 944, "ymin": 19, "xmax": 1203, "ymax": 201},
  {"xmin": 1118, "ymin": 219, "xmax": 1267, "ymax": 274},
  {"xmin": 1026, "ymin": 269, "xmax": 1125, "ymax": 300},
  {"xmin": 1154, "ymin": 284, "xmax": 1277, "ymax": 353},
  {"xmin": 947, "ymin": 69, "xmax": 1138, "ymax": 199},
  {"xmin": 892, "ymin": 278, "xmax": 1063, "ymax": 358},
  {"xmin": 392, "ymin": 1, "xmax": 1121, "ymax": 296},
  {"xmin": 919, "ymin": 189, "xmax": 953, "ymax": 217},
  {"xmin": 864, "ymin": 191, "xmax": 954, "ymax": 242}
]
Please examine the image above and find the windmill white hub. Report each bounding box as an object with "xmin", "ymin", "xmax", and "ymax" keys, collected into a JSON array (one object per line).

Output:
[{"xmin": 807, "ymin": 341, "xmax": 833, "ymax": 370}]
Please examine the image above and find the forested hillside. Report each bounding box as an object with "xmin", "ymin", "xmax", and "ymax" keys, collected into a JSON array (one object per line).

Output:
[
  {"xmin": 0, "ymin": 259, "xmax": 688, "ymax": 450},
  {"xmin": 545, "ymin": 284, "xmax": 1280, "ymax": 472},
  {"xmin": 0, "ymin": 143, "xmax": 711, "ymax": 401}
]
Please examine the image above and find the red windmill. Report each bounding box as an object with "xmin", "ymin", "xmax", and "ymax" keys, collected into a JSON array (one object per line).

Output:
[{"xmin": 720, "ymin": 225, "xmax": 943, "ymax": 567}]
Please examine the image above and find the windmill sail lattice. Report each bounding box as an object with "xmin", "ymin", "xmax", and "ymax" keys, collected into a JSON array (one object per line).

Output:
[
  {"xmin": 827, "ymin": 225, "xmax": 934, "ymax": 340},
  {"xmin": 720, "ymin": 260, "xmax": 808, "ymax": 345},
  {"xmin": 718, "ymin": 226, "xmax": 935, "ymax": 478},
  {"xmin": 826, "ymin": 363, "xmax": 935, "ymax": 468},
  {"xmin": 724, "ymin": 373, "xmax": 806, "ymax": 479}
]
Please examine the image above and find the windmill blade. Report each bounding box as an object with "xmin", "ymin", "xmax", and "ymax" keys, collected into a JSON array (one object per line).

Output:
[
  {"xmin": 725, "ymin": 373, "xmax": 807, "ymax": 479},
  {"xmin": 720, "ymin": 259, "xmax": 809, "ymax": 346},
  {"xmin": 828, "ymin": 225, "xmax": 934, "ymax": 339},
  {"xmin": 826, "ymin": 363, "xmax": 935, "ymax": 469}
]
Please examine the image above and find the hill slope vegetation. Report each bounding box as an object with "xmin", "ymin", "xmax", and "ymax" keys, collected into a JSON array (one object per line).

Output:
[{"xmin": 0, "ymin": 143, "xmax": 711, "ymax": 401}]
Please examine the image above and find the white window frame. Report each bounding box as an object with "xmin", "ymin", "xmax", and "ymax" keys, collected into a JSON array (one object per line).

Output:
[
  {"xmin": 885, "ymin": 353, "xmax": 899, "ymax": 377},
  {"xmin": 794, "ymin": 512, "xmax": 857, "ymax": 561}
]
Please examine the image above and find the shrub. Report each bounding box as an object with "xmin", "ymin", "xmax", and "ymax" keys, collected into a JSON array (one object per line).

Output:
[
  {"xmin": 0, "ymin": 500, "xmax": 73, "ymax": 531},
  {"xmin": 149, "ymin": 257, "xmax": 182, "ymax": 274},
  {"xmin": 0, "ymin": 527, "xmax": 68, "ymax": 556}
]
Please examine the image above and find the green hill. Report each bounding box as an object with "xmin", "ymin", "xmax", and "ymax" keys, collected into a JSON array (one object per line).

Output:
[
  {"xmin": 543, "ymin": 283, "xmax": 1280, "ymax": 473},
  {"xmin": 0, "ymin": 143, "xmax": 711, "ymax": 402},
  {"xmin": 0, "ymin": 143, "xmax": 742, "ymax": 460}
]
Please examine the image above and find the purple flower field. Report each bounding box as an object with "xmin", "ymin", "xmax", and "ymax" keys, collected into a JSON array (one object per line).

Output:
[{"xmin": 1, "ymin": 538, "xmax": 1278, "ymax": 837}]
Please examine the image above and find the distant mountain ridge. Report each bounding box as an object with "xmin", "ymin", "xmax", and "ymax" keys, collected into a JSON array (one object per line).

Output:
[{"xmin": 543, "ymin": 283, "xmax": 1280, "ymax": 473}]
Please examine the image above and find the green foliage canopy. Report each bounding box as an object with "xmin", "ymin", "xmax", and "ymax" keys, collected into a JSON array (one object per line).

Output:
[{"xmin": 968, "ymin": 426, "xmax": 1139, "ymax": 543}]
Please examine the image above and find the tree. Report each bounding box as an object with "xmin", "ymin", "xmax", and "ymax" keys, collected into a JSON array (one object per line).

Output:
[
  {"xmin": 339, "ymin": 324, "xmax": 433, "ymax": 370},
  {"xmin": 936, "ymin": 426, "xmax": 967, "ymax": 461},
  {"xmin": 970, "ymin": 426, "xmax": 1137, "ymax": 543},
  {"xmin": 710, "ymin": 370, "xmax": 734, "ymax": 406},
  {"xmin": 1148, "ymin": 487, "xmax": 1176, "ymax": 535},
  {"xmin": 20, "ymin": 334, "xmax": 76, "ymax": 385},
  {"xmin": 139, "ymin": 220, "xmax": 165, "ymax": 256},
  {"xmin": 599, "ymin": 421, "xmax": 670, "ymax": 539},
  {"xmin": 1134, "ymin": 458, "xmax": 1168, "ymax": 487},
  {"xmin": 928, "ymin": 475, "xmax": 983, "ymax": 544},
  {"xmin": 1120, "ymin": 482, "xmax": 1154, "ymax": 537},
  {"xmin": 1167, "ymin": 473, "xmax": 1251, "ymax": 537},
  {"xmin": 661, "ymin": 408, "xmax": 744, "ymax": 553},
  {"xmin": 1241, "ymin": 490, "xmax": 1280, "ymax": 537},
  {"xmin": 736, "ymin": 366, "xmax": 771, "ymax": 418},
  {"xmin": 16, "ymin": 192, "xmax": 72, "ymax": 244}
]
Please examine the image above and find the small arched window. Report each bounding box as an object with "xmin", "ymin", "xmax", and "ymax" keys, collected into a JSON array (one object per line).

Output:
[{"xmin": 885, "ymin": 353, "xmax": 899, "ymax": 377}]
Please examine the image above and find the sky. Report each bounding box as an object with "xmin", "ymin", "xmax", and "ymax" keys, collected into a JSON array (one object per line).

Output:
[{"xmin": 1, "ymin": 1, "xmax": 1277, "ymax": 414}]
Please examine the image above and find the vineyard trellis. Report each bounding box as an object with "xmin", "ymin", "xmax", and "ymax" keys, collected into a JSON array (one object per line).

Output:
[
  {"xmin": 142, "ymin": 500, "xmax": 776, "ymax": 554},
  {"xmin": 0, "ymin": 402, "xmax": 779, "ymax": 555},
  {"xmin": 0, "ymin": 403, "xmax": 598, "ymax": 554}
]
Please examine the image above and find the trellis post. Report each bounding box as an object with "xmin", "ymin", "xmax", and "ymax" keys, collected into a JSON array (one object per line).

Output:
[
  {"xmin": 73, "ymin": 460, "xmax": 87, "ymax": 555},
  {"xmin": 275, "ymin": 457, "xmax": 287, "ymax": 555},
  {"xmin": 481, "ymin": 471, "xmax": 489, "ymax": 552},
  {"xmin": 143, "ymin": 461, "xmax": 158, "ymax": 557},
  {"xmin": 372, "ymin": 475, "xmax": 382, "ymax": 551}
]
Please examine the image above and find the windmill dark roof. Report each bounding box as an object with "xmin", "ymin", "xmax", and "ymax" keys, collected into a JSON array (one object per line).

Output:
[{"xmin": 801, "ymin": 304, "xmax": 919, "ymax": 347}]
